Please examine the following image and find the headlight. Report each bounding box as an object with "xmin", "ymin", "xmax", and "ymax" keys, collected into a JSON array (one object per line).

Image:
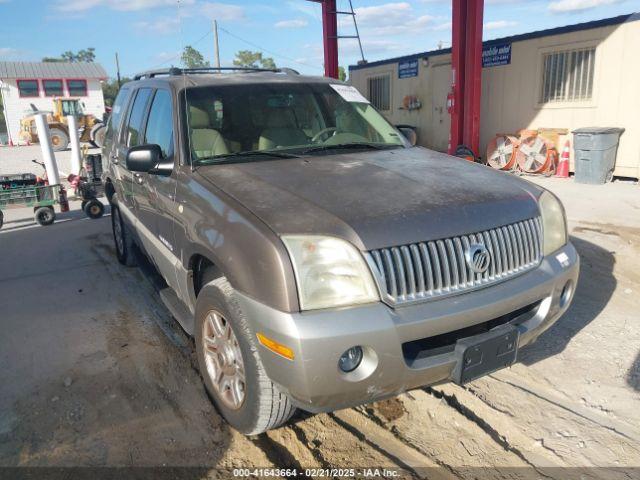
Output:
[
  {"xmin": 282, "ymin": 235, "xmax": 379, "ymax": 311},
  {"xmin": 539, "ymin": 191, "xmax": 567, "ymax": 256}
]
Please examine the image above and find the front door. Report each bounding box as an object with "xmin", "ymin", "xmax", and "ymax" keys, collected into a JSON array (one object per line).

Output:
[{"xmin": 139, "ymin": 88, "xmax": 183, "ymax": 295}]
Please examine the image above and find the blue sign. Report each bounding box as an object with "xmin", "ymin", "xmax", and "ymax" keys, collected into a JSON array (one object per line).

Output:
[
  {"xmin": 398, "ymin": 59, "xmax": 419, "ymax": 78},
  {"xmin": 482, "ymin": 43, "xmax": 511, "ymax": 67}
]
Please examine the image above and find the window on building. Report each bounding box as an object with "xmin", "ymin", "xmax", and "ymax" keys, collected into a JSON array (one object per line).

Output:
[
  {"xmin": 43, "ymin": 79, "xmax": 64, "ymax": 97},
  {"xmin": 144, "ymin": 90, "xmax": 174, "ymax": 158},
  {"xmin": 124, "ymin": 88, "xmax": 152, "ymax": 148},
  {"xmin": 367, "ymin": 75, "xmax": 391, "ymax": 111},
  {"xmin": 66, "ymin": 79, "xmax": 88, "ymax": 96},
  {"xmin": 540, "ymin": 47, "xmax": 595, "ymax": 103},
  {"xmin": 17, "ymin": 80, "xmax": 39, "ymax": 97}
]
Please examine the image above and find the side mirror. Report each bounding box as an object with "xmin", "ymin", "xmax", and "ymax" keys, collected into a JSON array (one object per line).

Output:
[
  {"xmin": 396, "ymin": 125, "xmax": 417, "ymax": 146},
  {"xmin": 126, "ymin": 144, "xmax": 173, "ymax": 175},
  {"xmin": 126, "ymin": 144, "xmax": 162, "ymax": 172}
]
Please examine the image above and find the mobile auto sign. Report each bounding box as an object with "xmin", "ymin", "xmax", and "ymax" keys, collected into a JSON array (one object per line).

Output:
[
  {"xmin": 398, "ymin": 59, "xmax": 419, "ymax": 78},
  {"xmin": 482, "ymin": 43, "xmax": 511, "ymax": 67}
]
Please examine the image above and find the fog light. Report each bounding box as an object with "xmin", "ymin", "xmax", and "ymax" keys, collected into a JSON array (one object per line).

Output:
[
  {"xmin": 560, "ymin": 280, "xmax": 573, "ymax": 308},
  {"xmin": 339, "ymin": 346, "xmax": 363, "ymax": 373}
]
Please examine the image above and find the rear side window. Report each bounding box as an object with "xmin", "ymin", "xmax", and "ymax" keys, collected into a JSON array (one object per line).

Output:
[
  {"xmin": 144, "ymin": 90, "xmax": 174, "ymax": 158},
  {"xmin": 124, "ymin": 88, "xmax": 152, "ymax": 148},
  {"xmin": 107, "ymin": 88, "xmax": 131, "ymax": 137}
]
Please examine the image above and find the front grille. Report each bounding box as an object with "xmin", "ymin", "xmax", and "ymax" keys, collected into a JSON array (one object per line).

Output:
[{"xmin": 367, "ymin": 217, "xmax": 543, "ymax": 306}]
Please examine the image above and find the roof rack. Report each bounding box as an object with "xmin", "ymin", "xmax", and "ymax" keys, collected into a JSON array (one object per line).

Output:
[{"xmin": 133, "ymin": 67, "xmax": 300, "ymax": 81}]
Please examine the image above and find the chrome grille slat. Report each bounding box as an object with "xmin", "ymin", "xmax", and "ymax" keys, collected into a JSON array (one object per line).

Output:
[
  {"xmin": 419, "ymin": 243, "xmax": 435, "ymax": 293},
  {"xmin": 410, "ymin": 244, "xmax": 425, "ymax": 295},
  {"xmin": 368, "ymin": 217, "xmax": 543, "ymax": 306}
]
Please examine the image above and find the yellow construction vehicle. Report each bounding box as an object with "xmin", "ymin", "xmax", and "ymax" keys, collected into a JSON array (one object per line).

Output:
[{"xmin": 19, "ymin": 98, "xmax": 106, "ymax": 151}]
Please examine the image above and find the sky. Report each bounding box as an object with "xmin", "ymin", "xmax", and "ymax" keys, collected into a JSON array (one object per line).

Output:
[{"xmin": 0, "ymin": 0, "xmax": 638, "ymax": 78}]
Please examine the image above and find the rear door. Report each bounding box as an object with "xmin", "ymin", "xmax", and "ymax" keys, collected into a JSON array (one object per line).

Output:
[
  {"xmin": 118, "ymin": 87, "xmax": 153, "ymax": 220},
  {"xmin": 102, "ymin": 86, "xmax": 132, "ymax": 200}
]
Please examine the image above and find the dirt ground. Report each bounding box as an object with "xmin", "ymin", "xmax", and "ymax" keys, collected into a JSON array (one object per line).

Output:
[{"xmin": 0, "ymin": 173, "xmax": 639, "ymax": 479}]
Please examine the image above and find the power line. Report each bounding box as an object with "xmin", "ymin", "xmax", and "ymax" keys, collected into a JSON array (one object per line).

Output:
[{"xmin": 218, "ymin": 26, "xmax": 323, "ymax": 71}]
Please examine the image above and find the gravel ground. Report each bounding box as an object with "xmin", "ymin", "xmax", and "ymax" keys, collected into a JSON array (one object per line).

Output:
[{"xmin": 0, "ymin": 159, "xmax": 638, "ymax": 478}]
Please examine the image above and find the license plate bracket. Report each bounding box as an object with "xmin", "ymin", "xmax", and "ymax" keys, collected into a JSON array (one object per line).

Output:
[{"xmin": 452, "ymin": 325, "xmax": 519, "ymax": 385}]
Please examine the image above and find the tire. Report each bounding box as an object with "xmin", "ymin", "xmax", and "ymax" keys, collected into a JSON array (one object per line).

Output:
[
  {"xmin": 49, "ymin": 128, "xmax": 69, "ymax": 152},
  {"xmin": 84, "ymin": 199, "xmax": 104, "ymax": 219},
  {"xmin": 90, "ymin": 123, "xmax": 106, "ymax": 148},
  {"xmin": 0, "ymin": 210, "xmax": 3, "ymax": 230},
  {"xmin": 111, "ymin": 195, "xmax": 137, "ymax": 266},
  {"xmin": 81, "ymin": 200, "xmax": 88, "ymax": 211},
  {"xmin": 195, "ymin": 276, "xmax": 296, "ymax": 435},
  {"xmin": 34, "ymin": 206, "xmax": 55, "ymax": 226}
]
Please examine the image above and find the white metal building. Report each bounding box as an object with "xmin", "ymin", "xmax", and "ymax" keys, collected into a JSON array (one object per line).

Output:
[
  {"xmin": 349, "ymin": 13, "xmax": 640, "ymax": 179},
  {"xmin": 0, "ymin": 61, "xmax": 107, "ymax": 145}
]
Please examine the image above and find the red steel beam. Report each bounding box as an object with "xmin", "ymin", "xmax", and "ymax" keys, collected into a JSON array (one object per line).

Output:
[
  {"xmin": 309, "ymin": 0, "xmax": 339, "ymax": 79},
  {"xmin": 448, "ymin": 0, "xmax": 484, "ymax": 158}
]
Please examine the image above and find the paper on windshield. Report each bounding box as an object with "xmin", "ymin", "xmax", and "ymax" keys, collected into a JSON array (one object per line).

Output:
[{"xmin": 330, "ymin": 84, "xmax": 369, "ymax": 104}]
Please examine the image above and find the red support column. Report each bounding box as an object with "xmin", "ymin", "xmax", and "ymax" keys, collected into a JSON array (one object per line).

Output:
[
  {"xmin": 448, "ymin": 0, "xmax": 484, "ymax": 158},
  {"xmin": 320, "ymin": 0, "xmax": 339, "ymax": 79},
  {"xmin": 448, "ymin": 0, "xmax": 466, "ymax": 155},
  {"xmin": 462, "ymin": 0, "xmax": 484, "ymax": 156}
]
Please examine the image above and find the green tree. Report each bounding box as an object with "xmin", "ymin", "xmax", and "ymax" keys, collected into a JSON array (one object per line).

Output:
[
  {"xmin": 101, "ymin": 77, "xmax": 131, "ymax": 107},
  {"xmin": 233, "ymin": 50, "xmax": 276, "ymax": 69},
  {"xmin": 181, "ymin": 45, "xmax": 210, "ymax": 68},
  {"xmin": 43, "ymin": 48, "xmax": 96, "ymax": 63},
  {"xmin": 338, "ymin": 66, "xmax": 347, "ymax": 81}
]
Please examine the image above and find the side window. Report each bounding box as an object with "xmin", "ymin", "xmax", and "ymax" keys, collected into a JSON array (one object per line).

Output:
[
  {"xmin": 105, "ymin": 87, "xmax": 130, "ymax": 142},
  {"xmin": 124, "ymin": 88, "xmax": 152, "ymax": 148},
  {"xmin": 144, "ymin": 90, "xmax": 174, "ymax": 158}
]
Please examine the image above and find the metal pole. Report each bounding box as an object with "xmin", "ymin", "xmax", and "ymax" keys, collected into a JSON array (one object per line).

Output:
[
  {"xmin": 348, "ymin": 0, "xmax": 365, "ymax": 64},
  {"xmin": 448, "ymin": 0, "xmax": 465, "ymax": 155},
  {"xmin": 67, "ymin": 115, "xmax": 82, "ymax": 175},
  {"xmin": 462, "ymin": 0, "xmax": 484, "ymax": 157},
  {"xmin": 321, "ymin": 0, "xmax": 339, "ymax": 79},
  {"xmin": 34, "ymin": 114, "xmax": 60, "ymax": 185},
  {"xmin": 213, "ymin": 20, "xmax": 221, "ymax": 69},
  {"xmin": 115, "ymin": 52, "xmax": 122, "ymax": 88}
]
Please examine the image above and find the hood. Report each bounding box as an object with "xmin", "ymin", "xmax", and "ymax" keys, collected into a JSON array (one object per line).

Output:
[{"xmin": 196, "ymin": 147, "xmax": 543, "ymax": 250}]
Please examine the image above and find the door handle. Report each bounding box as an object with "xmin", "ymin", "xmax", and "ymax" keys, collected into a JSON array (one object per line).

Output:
[
  {"xmin": 133, "ymin": 172, "xmax": 143, "ymax": 184},
  {"xmin": 111, "ymin": 154, "xmax": 119, "ymax": 164}
]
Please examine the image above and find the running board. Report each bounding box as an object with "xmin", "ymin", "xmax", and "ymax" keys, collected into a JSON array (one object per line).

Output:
[{"xmin": 159, "ymin": 287, "xmax": 195, "ymax": 336}]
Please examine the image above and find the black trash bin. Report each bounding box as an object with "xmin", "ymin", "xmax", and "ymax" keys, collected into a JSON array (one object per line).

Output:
[{"xmin": 572, "ymin": 127, "xmax": 624, "ymax": 184}]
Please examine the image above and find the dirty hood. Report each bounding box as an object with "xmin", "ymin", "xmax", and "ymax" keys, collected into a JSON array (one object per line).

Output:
[{"xmin": 197, "ymin": 147, "xmax": 543, "ymax": 250}]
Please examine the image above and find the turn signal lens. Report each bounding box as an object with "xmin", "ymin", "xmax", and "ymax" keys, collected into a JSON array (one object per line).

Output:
[
  {"xmin": 256, "ymin": 333, "xmax": 295, "ymax": 361},
  {"xmin": 539, "ymin": 191, "xmax": 567, "ymax": 256}
]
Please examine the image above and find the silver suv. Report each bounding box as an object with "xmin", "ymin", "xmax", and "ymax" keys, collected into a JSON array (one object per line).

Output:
[{"xmin": 102, "ymin": 67, "xmax": 579, "ymax": 434}]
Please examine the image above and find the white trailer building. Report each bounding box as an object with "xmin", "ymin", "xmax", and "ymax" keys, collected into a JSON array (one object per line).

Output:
[
  {"xmin": 349, "ymin": 13, "xmax": 640, "ymax": 180},
  {"xmin": 0, "ymin": 61, "xmax": 107, "ymax": 145}
]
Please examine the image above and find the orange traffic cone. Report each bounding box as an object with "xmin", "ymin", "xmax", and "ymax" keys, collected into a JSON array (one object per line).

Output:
[{"xmin": 556, "ymin": 140, "xmax": 570, "ymax": 178}]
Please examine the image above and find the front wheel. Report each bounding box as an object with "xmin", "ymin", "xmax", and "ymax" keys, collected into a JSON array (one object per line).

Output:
[
  {"xmin": 84, "ymin": 199, "xmax": 104, "ymax": 219},
  {"xmin": 49, "ymin": 128, "xmax": 69, "ymax": 152},
  {"xmin": 34, "ymin": 206, "xmax": 55, "ymax": 226},
  {"xmin": 111, "ymin": 197, "xmax": 137, "ymax": 266},
  {"xmin": 195, "ymin": 277, "xmax": 296, "ymax": 434}
]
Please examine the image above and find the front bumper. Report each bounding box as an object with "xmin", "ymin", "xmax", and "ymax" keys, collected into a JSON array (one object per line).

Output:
[{"xmin": 238, "ymin": 242, "xmax": 579, "ymax": 413}]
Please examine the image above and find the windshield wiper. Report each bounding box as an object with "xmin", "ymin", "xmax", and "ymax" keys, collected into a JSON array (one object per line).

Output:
[
  {"xmin": 300, "ymin": 143, "xmax": 400, "ymax": 155},
  {"xmin": 197, "ymin": 150, "xmax": 300, "ymax": 164}
]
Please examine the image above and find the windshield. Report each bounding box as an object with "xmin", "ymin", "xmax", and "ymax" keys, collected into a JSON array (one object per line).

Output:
[
  {"xmin": 184, "ymin": 82, "xmax": 406, "ymax": 164},
  {"xmin": 61, "ymin": 100, "xmax": 83, "ymax": 116}
]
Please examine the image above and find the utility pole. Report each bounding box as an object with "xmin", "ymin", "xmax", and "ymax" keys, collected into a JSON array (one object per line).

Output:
[
  {"xmin": 213, "ymin": 20, "xmax": 221, "ymax": 69},
  {"xmin": 115, "ymin": 52, "xmax": 122, "ymax": 88}
]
